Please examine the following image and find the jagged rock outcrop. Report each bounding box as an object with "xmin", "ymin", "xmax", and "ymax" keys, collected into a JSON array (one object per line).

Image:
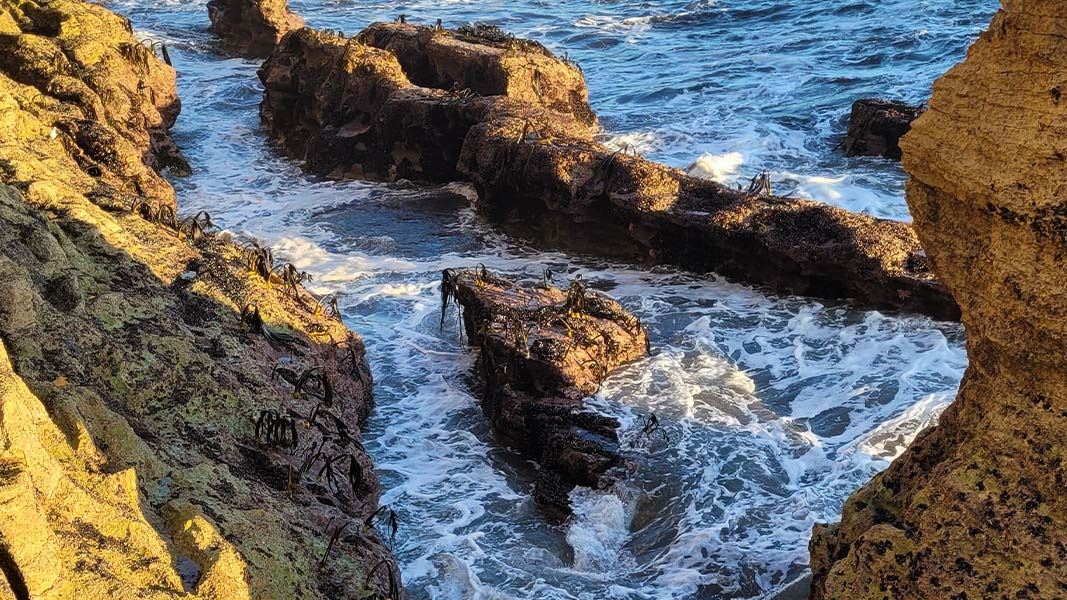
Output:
[
  {"xmin": 459, "ymin": 117, "xmax": 958, "ymax": 320},
  {"xmin": 261, "ymin": 26, "xmax": 958, "ymax": 320},
  {"xmin": 358, "ymin": 22, "xmax": 596, "ymax": 127},
  {"xmin": 0, "ymin": 1, "xmax": 398, "ymax": 598},
  {"xmin": 842, "ymin": 99, "xmax": 924, "ymax": 160},
  {"xmin": 207, "ymin": 0, "xmax": 302, "ymax": 58},
  {"xmin": 810, "ymin": 2, "xmax": 1067, "ymax": 598},
  {"xmin": 444, "ymin": 268, "xmax": 648, "ymax": 518}
]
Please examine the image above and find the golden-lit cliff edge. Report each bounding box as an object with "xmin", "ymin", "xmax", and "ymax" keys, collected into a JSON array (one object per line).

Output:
[{"xmin": 810, "ymin": 2, "xmax": 1067, "ymax": 598}]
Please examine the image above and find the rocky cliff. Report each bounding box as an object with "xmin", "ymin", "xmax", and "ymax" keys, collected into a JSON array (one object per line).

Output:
[
  {"xmin": 809, "ymin": 2, "xmax": 1067, "ymax": 597},
  {"xmin": 0, "ymin": 0, "xmax": 397, "ymax": 598}
]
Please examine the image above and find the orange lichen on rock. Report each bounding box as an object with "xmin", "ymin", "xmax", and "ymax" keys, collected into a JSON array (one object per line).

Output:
[{"xmin": 809, "ymin": 2, "xmax": 1067, "ymax": 598}]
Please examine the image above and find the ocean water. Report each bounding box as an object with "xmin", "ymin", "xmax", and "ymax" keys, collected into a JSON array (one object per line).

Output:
[{"xmin": 108, "ymin": 0, "xmax": 993, "ymax": 598}]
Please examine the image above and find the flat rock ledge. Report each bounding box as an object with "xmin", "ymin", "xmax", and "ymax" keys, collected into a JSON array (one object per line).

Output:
[
  {"xmin": 444, "ymin": 268, "xmax": 649, "ymax": 519},
  {"xmin": 207, "ymin": 0, "xmax": 302, "ymax": 58},
  {"xmin": 260, "ymin": 24, "xmax": 958, "ymax": 320},
  {"xmin": 0, "ymin": 0, "xmax": 398, "ymax": 598}
]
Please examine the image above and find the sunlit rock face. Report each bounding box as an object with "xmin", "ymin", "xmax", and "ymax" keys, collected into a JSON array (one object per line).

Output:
[
  {"xmin": 207, "ymin": 0, "xmax": 302, "ymax": 58},
  {"xmin": 0, "ymin": 1, "xmax": 396, "ymax": 598},
  {"xmin": 810, "ymin": 2, "xmax": 1067, "ymax": 598}
]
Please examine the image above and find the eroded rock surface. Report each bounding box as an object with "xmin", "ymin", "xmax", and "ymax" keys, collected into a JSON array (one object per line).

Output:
[
  {"xmin": 842, "ymin": 98, "xmax": 924, "ymax": 160},
  {"xmin": 460, "ymin": 116, "xmax": 958, "ymax": 319},
  {"xmin": 261, "ymin": 25, "xmax": 956, "ymax": 319},
  {"xmin": 444, "ymin": 268, "xmax": 648, "ymax": 518},
  {"xmin": 259, "ymin": 27, "xmax": 592, "ymax": 183},
  {"xmin": 810, "ymin": 2, "xmax": 1067, "ymax": 598},
  {"xmin": 358, "ymin": 22, "xmax": 596, "ymax": 126},
  {"xmin": 0, "ymin": 1, "xmax": 397, "ymax": 598},
  {"xmin": 207, "ymin": 0, "xmax": 302, "ymax": 58}
]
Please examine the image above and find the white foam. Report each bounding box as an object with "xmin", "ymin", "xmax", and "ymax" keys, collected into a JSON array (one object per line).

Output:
[
  {"xmin": 686, "ymin": 152, "xmax": 745, "ymax": 183},
  {"xmin": 566, "ymin": 486, "xmax": 636, "ymax": 574}
]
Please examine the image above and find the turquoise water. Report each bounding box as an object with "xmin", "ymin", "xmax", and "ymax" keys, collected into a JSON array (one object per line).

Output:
[{"xmin": 109, "ymin": 1, "xmax": 992, "ymax": 597}]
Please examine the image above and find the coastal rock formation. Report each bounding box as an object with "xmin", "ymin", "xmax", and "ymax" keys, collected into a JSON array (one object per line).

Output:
[
  {"xmin": 358, "ymin": 22, "xmax": 596, "ymax": 126},
  {"xmin": 261, "ymin": 25, "xmax": 957, "ymax": 319},
  {"xmin": 810, "ymin": 2, "xmax": 1067, "ymax": 598},
  {"xmin": 207, "ymin": 0, "xmax": 302, "ymax": 58},
  {"xmin": 444, "ymin": 268, "xmax": 648, "ymax": 518},
  {"xmin": 459, "ymin": 117, "xmax": 958, "ymax": 319},
  {"xmin": 259, "ymin": 28, "xmax": 593, "ymax": 183},
  {"xmin": 0, "ymin": 1, "xmax": 397, "ymax": 598},
  {"xmin": 842, "ymin": 99, "xmax": 924, "ymax": 160}
]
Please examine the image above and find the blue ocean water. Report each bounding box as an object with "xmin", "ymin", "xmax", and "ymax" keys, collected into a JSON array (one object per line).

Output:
[{"xmin": 107, "ymin": 1, "xmax": 994, "ymax": 597}]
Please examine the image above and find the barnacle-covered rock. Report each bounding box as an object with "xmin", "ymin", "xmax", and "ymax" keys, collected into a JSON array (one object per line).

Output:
[
  {"xmin": 445, "ymin": 268, "xmax": 648, "ymax": 518},
  {"xmin": 810, "ymin": 2, "xmax": 1067, "ymax": 598},
  {"xmin": 459, "ymin": 116, "xmax": 958, "ymax": 319},
  {"xmin": 0, "ymin": 0, "xmax": 396, "ymax": 598},
  {"xmin": 207, "ymin": 0, "xmax": 302, "ymax": 58},
  {"xmin": 358, "ymin": 21, "xmax": 596, "ymax": 126}
]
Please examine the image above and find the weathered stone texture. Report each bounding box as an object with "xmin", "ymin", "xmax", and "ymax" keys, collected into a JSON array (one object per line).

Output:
[{"xmin": 810, "ymin": 2, "xmax": 1067, "ymax": 598}]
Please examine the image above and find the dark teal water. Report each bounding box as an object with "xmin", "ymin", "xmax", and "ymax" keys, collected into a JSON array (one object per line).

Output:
[{"xmin": 107, "ymin": 1, "xmax": 990, "ymax": 597}]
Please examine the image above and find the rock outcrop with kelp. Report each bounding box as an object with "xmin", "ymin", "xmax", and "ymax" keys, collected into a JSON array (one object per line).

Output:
[
  {"xmin": 443, "ymin": 268, "xmax": 649, "ymax": 519},
  {"xmin": 207, "ymin": 0, "xmax": 302, "ymax": 58},
  {"xmin": 810, "ymin": 2, "xmax": 1067, "ymax": 598},
  {"xmin": 459, "ymin": 117, "xmax": 957, "ymax": 320},
  {"xmin": 258, "ymin": 26, "xmax": 595, "ymax": 183},
  {"xmin": 0, "ymin": 1, "xmax": 399, "ymax": 598},
  {"xmin": 261, "ymin": 24, "xmax": 957, "ymax": 320}
]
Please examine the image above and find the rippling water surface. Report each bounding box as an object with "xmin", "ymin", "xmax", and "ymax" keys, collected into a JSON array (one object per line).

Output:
[{"xmin": 110, "ymin": 0, "xmax": 992, "ymax": 597}]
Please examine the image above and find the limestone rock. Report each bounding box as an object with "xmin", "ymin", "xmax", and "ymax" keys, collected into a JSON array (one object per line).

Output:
[
  {"xmin": 207, "ymin": 0, "xmax": 302, "ymax": 58},
  {"xmin": 259, "ymin": 28, "xmax": 592, "ymax": 183},
  {"xmin": 358, "ymin": 22, "xmax": 596, "ymax": 126},
  {"xmin": 810, "ymin": 2, "xmax": 1067, "ymax": 598},
  {"xmin": 842, "ymin": 98, "xmax": 924, "ymax": 160},
  {"xmin": 445, "ymin": 268, "xmax": 648, "ymax": 518},
  {"xmin": 459, "ymin": 116, "xmax": 959, "ymax": 319},
  {"xmin": 0, "ymin": 1, "xmax": 398, "ymax": 597}
]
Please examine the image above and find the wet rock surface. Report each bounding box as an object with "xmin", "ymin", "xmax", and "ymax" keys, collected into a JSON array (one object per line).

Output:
[
  {"xmin": 261, "ymin": 25, "xmax": 957, "ymax": 320},
  {"xmin": 810, "ymin": 2, "xmax": 1067, "ymax": 598},
  {"xmin": 444, "ymin": 268, "xmax": 648, "ymax": 518},
  {"xmin": 460, "ymin": 116, "xmax": 959, "ymax": 320},
  {"xmin": 842, "ymin": 98, "xmax": 924, "ymax": 160},
  {"xmin": 0, "ymin": 1, "xmax": 398, "ymax": 598},
  {"xmin": 207, "ymin": 0, "xmax": 302, "ymax": 58}
]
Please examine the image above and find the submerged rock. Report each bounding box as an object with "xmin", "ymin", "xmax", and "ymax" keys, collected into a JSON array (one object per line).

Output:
[
  {"xmin": 0, "ymin": 1, "xmax": 397, "ymax": 598},
  {"xmin": 444, "ymin": 268, "xmax": 648, "ymax": 518},
  {"xmin": 810, "ymin": 2, "xmax": 1067, "ymax": 598},
  {"xmin": 842, "ymin": 98, "xmax": 924, "ymax": 160},
  {"xmin": 207, "ymin": 0, "xmax": 303, "ymax": 58}
]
